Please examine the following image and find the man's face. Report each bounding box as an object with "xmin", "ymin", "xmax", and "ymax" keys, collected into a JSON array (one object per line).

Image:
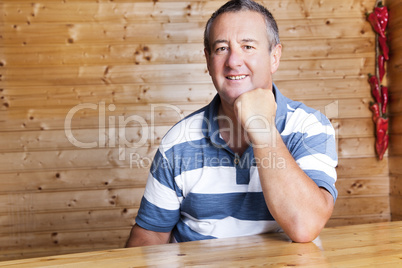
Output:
[{"xmin": 205, "ymin": 11, "xmax": 281, "ymax": 107}]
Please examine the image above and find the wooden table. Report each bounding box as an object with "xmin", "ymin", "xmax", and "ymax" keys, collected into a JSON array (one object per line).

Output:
[{"xmin": 1, "ymin": 221, "xmax": 401, "ymax": 267}]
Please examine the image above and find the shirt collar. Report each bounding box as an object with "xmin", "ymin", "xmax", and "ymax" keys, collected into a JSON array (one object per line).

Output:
[{"xmin": 272, "ymin": 83, "xmax": 288, "ymax": 133}]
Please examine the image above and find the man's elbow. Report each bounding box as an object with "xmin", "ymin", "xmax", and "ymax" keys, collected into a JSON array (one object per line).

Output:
[
  {"xmin": 289, "ymin": 231, "xmax": 319, "ymax": 243},
  {"xmin": 286, "ymin": 221, "xmax": 325, "ymax": 243}
]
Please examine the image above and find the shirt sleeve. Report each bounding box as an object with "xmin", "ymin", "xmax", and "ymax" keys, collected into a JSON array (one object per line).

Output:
[
  {"xmin": 135, "ymin": 148, "xmax": 182, "ymax": 232},
  {"xmin": 285, "ymin": 109, "xmax": 338, "ymax": 202}
]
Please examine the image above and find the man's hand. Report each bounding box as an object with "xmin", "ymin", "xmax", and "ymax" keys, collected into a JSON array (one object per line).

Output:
[{"xmin": 233, "ymin": 88, "xmax": 277, "ymax": 146}]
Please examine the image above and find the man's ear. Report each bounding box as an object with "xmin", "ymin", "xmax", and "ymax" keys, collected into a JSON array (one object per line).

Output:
[
  {"xmin": 270, "ymin": 44, "xmax": 282, "ymax": 74},
  {"xmin": 204, "ymin": 48, "xmax": 211, "ymax": 75}
]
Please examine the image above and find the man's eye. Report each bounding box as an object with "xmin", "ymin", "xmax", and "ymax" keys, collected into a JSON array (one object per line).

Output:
[
  {"xmin": 244, "ymin": 45, "xmax": 253, "ymax": 50},
  {"xmin": 216, "ymin": 47, "xmax": 227, "ymax": 52}
]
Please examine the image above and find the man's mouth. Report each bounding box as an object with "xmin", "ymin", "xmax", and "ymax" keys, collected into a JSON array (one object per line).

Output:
[{"xmin": 226, "ymin": 75, "xmax": 247, "ymax": 80}]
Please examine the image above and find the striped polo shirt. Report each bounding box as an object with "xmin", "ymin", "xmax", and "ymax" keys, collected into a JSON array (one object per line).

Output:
[{"xmin": 135, "ymin": 84, "xmax": 338, "ymax": 242}]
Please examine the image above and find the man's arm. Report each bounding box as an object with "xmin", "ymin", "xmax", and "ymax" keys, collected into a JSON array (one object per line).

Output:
[
  {"xmin": 125, "ymin": 224, "xmax": 172, "ymax": 247},
  {"xmin": 234, "ymin": 88, "xmax": 335, "ymax": 243},
  {"xmin": 253, "ymin": 135, "xmax": 334, "ymax": 242}
]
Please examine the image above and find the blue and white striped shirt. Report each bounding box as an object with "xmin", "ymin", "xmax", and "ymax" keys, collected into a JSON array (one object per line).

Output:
[{"xmin": 135, "ymin": 84, "xmax": 338, "ymax": 242}]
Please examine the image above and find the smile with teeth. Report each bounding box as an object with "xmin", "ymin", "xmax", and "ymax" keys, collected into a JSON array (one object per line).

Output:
[{"xmin": 226, "ymin": 75, "xmax": 247, "ymax": 80}]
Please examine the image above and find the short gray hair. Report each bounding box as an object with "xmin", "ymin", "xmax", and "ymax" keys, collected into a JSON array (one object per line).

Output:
[{"xmin": 204, "ymin": 0, "xmax": 280, "ymax": 54}]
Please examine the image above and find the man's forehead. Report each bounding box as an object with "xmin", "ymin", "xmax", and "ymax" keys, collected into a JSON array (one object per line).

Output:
[{"xmin": 210, "ymin": 11, "xmax": 267, "ymax": 37}]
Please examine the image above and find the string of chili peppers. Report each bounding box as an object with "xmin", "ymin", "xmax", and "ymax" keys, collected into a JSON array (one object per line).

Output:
[{"xmin": 367, "ymin": 0, "xmax": 389, "ymax": 160}]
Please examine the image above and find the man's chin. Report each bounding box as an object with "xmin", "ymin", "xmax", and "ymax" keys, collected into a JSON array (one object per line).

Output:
[{"xmin": 219, "ymin": 90, "xmax": 252, "ymax": 106}]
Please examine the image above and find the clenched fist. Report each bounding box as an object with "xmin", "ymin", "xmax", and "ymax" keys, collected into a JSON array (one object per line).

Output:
[{"xmin": 233, "ymin": 88, "xmax": 278, "ymax": 147}]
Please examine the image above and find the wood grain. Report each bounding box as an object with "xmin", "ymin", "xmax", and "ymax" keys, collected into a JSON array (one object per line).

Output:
[
  {"xmin": 0, "ymin": 222, "xmax": 401, "ymax": 267},
  {"xmin": 0, "ymin": 0, "xmax": 389, "ymax": 261},
  {"xmin": 0, "ymin": 39, "xmax": 374, "ymax": 67},
  {"xmin": 387, "ymin": 0, "xmax": 402, "ymax": 222}
]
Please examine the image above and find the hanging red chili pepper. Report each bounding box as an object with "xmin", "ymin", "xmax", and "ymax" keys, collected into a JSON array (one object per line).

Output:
[
  {"xmin": 381, "ymin": 85, "xmax": 388, "ymax": 115},
  {"xmin": 375, "ymin": 117, "xmax": 389, "ymax": 160},
  {"xmin": 368, "ymin": 74, "xmax": 381, "ymax": 104},
  {"xmin": 378, "ymin": 36, "xmax": 389, "ymax": 60},
  {"xmin": 374, "ymin": 3, "xmax": 388, "ymax": 33},
  {"xmin": 378, "ymin": 54, "xmax": 385, "ymax": 82},
  {"xmin": 367, "ymin": 12, "xmax": 386, "ymax": 38},
  {"xmin": 369, "ymin": 102, "xmax": 381, "ymax": 122},
  {"xmin": 376, "ymin": 117, "xmax": 388, "ymax": 144},
  {"xmin": 367, "ymin": 1, "xmax": 390, "ymax": 161},
  {"xmin": 376, "ymin": 134, "xmax": 388, "ymax": 160},
  {"xmin": 370, "ymin": 102, "xmax": 381, "ymax": 123}
]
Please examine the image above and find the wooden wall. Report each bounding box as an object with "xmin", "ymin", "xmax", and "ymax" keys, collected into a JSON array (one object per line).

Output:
[
  {"xmin": 0, "ymin": 0, "xmax": 390, "ymax": 261},
  {"xmin": 387, "ymin": 0, "xmax": 402, "ymax": 221}
]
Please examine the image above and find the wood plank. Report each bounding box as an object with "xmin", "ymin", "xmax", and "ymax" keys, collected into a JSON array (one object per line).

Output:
[
  {"xmin": 0, "ymin": 58, "xmax": 374, "ymax": 86},
  {"xmin": 0, "ymin": 168, "xmax": 149, "ymax": 193},
  {"xmin": 3, "ymin": 222, "xmax": 402, "ymax": 267},
  {"xmin": 0, "ymin": 18, "xmax": 374, "ymax": 45},
  {"xmin": 389, "ymin": 134, "xmax": 402, "ymax": 156},
  {"xmin": 0, "ymin": 79, "xmax": 371, "ymax": 110},
  {"xmin": 0, "ymin": 126, "xmax": 170, "ymax": 153},
  {"xmin": 0, "ymin": 98, "xmax": 373, "ymax": 133},
  {"xmin": 0, "ymin": 0, "xmax": 389, "ymax": 261},
  {"xmin": 388, "ymin": 0, "xmax": 402, "ymax": 223},
  {"xmin": 326, "ymin": 214, "xmax": 390, "ymax": 227},
  {"xmin": 0, "ymin": 174, "xmax": 390, "ymax": 236},
  {"xmin": 0, "ymin": 228, "xmax": 129, "ymax": 262},
  {"xmin": 0, "ymin": 97, "xmax": 370, "ymax": 123},
  {"xmin": 0, "ymin": 84, "xmax": 217, "ymax": 108},
  {"xmin": 390, "ymin": 175, "xmax": 402, "ymax": 196},
  {"xmin": 390, "ymin": 195, "xmax": 402, "ymax": 219},
  {"xmin": 332, "ymin": 196, "xmax": 390, "ymax": 217},
  {"xmin": 336, "ymin": 157, "xmax": 389, "ymax": 178},
  {"xmin": 0, "ymin": 136, "xmax": 377, "ymax": 167},
  {"xmin": 388, "ymin": 73, "xmax": 402, "ymax": 101},
  {"xmin": 336, "ymin": 176, "xmax": 389, "ymax": 196},
  {"xmin": 0, "ymin": 64, "xmax": 212, "ymax": 86},
  {"xmin": 389, "ymin": 156, "xmax": 402, "ymax": 175},
  {"xmin": 281, "ymin": 38, "xmax": 374, "ymax": 61},
  {"xmin": 332, "ymin": 118, "xmax": 374, "ymax": 139},
  {"xmin": 0, "ymin": 104, "xmax": 200, "ymax": 131},
  {"xmin": 392, "ymin": 215, "xmax": 402, "ymax": 221},
  {"xmin": 337, "ymin": 137, "xmax": 377, "ymax": 158},
  {"xmin": 0, "ymin": 147, "xmax": 157, "ymax": 172},
  {"xmin": 388, "ymin": 93, "xmax": 402, "ymax": 115},
  {"xmin": 0, "ymin": 208, "xmax": 137, "ymax": 235},
  {"xmin": 0, "ymin": 136, "xmax": 379, "ymax": 173},
  {"xmin": 302, "ymin": 98, "xmax": 372, "ymax": 119},
  {"xmin": 0, "ymin": 38, "xmax": 375, "ymax": 67},
  {"xmin": 0, "ymin": 0, "xmax": 376, "ymax": 24},
  {"xmin": 0, "ymin": 118, "xmax": 374, "ymax": 155},
  {"xmin": 390, "ymin": 115, "xmax": 402, "ymax": 135},
  {"xmin": 0, "ymin": 187, "xmax": 144, "ymax": 213},
  {"xmin": 0, "ymin": 89, "xmax": 373, "ymax": 124},
  {"xmin": 387, "ymin": 0, "xmax": 402, "ymax": 30}
]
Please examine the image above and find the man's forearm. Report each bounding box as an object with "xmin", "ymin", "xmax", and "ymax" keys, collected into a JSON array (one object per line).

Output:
[
  {"xmin": 125, "ymin": 224, "xmax": 171, "ymax": 247},
  {"xmin": 253, "ymin": 131, "xmax": 334, "ymax": 242}
]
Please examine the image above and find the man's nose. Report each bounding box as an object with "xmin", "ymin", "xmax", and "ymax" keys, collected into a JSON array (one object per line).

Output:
[{"xmin": 226, "ymin": 47, "xmax": 244, "ymax": 68}]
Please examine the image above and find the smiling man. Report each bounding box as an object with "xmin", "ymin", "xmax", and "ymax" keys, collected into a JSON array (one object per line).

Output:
[{"xmin": 126, "ymin": 0, "xmax": 338, "ymax": 247}]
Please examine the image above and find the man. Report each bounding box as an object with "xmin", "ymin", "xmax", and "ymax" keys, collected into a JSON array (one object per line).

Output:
[{"xmin": 126, "ymin": 0, "xmax": 337, "ymax": 246}]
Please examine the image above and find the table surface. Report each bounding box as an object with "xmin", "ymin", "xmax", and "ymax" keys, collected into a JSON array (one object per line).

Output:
[{"xmin": 1, "ymin": 221, "xmax": 401, "ymax": 267}]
